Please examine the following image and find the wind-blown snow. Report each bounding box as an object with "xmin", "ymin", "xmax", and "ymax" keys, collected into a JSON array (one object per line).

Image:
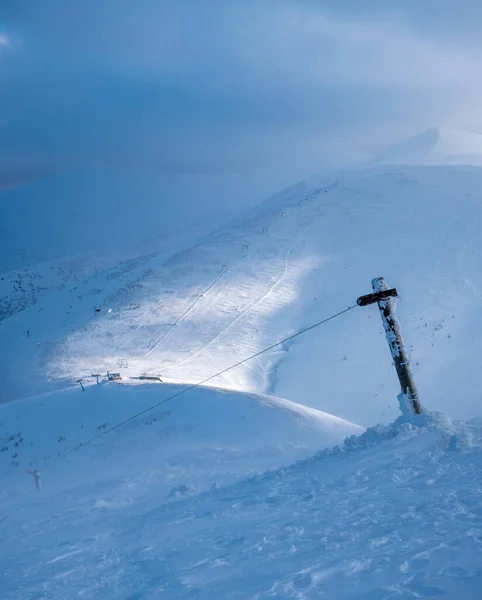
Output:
[
  {"xmin": 1, "ymin": 388, "xmax": 481, "ymax": 599},
  {"xmin": 0, "ymin": 383, "xmax": 362, "ymax": 495}
]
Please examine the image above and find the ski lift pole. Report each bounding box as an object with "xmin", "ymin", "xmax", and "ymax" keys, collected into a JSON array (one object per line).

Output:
[{"xmin": 357, "ymin": 277, "xmax": 422, "ymax": 416}]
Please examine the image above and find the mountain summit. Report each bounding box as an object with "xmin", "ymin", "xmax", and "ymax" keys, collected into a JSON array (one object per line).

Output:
[{"xmin": 374, "ymin": 126, "xmax": 482, "ymax": 166}]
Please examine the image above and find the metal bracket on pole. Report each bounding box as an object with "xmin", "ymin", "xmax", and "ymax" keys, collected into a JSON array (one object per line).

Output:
[{"xmin": 357, "ymin": 288, "xmax": 398, "ymax": 306}]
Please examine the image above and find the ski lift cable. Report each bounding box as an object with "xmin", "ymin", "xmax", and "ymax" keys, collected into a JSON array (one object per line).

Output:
[{"xmin": 65, "ymin": 303, "xmax": 358, "ymax": 456}]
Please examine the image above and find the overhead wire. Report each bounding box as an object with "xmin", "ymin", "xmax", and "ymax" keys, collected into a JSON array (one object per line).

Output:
[{"xmin": 65, "ymin": 303, "xmax": 358, "ymax": 456}]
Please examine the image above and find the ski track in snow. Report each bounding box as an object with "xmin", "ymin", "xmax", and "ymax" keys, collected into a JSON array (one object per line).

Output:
[
  {"xmin": 142, "ymin": 267, "xmax": 228, "ymax": 359},
  {"xmin": 37, "ymin": 205, "xmax": 310, "ymax": 395},
  {"xmin": 176, "ymin": 241, "xmax": 297, "ymax": 368}
]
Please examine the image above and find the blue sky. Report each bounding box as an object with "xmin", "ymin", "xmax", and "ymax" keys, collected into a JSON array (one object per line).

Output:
[{"xmin": 1, "ymin": 0, "xmax": 482, "ymax": 216}]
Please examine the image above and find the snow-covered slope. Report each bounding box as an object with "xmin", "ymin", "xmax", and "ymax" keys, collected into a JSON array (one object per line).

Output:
[
  {"xmin": 3, "ymin": 135, "xmax": 482, "ymax": 599},
  {"xmin": 2, "ymin": 164, "xmax": 482, "ymax": 428},
  {"xmin": 2, "ymin": 396, "xmax": 481, "ymax": 599},
  {"xmin": 0, "ymin": 382, "xmax": 361, "ymax": 497},
  {"xmin": 0, "ymin": 219, "xmax": 223, "ymax": 323},
  {"xmin": 374, "ymin": 127, "xmax": 482, "ymax": 166}
]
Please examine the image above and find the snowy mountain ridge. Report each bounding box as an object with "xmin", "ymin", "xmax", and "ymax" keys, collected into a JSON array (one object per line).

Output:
[
  {"xmin": 374, "ymin": 126, "xmax": 482, "ymax": 166},
  {"xmin": 3, "ymin": 162, "xmax": 482, "ymax": 427}
]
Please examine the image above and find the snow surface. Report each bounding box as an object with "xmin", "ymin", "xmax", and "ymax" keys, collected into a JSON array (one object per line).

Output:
[
  {"xmin": 3, "ymin": 164, "xmax": 482, "ymax": 426},
  {"xmin": 0, "ymin": 382, "xmax": 361, "ymax": 496},
  {"xmin": 2, "ymin": 129, "xmax": 482, "ymax": 598},
  {"xmin": 1, "ymin": 387, "xmax": 481, "ymax": 599}
]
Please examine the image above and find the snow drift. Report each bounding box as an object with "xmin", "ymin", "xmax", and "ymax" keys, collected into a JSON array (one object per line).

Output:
[
  {"xmin": 0, "ymin": 382, "xmax": 362, "ymax": 497},
  {"xmin": 1, "ymin": 394, "xmax": 481, "ymax": 599}
]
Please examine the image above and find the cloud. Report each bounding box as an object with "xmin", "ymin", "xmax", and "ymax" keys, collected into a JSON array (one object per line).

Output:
[{"xmin": 1, "ymin": 0, "xmax": 482, "ymax": 191}]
